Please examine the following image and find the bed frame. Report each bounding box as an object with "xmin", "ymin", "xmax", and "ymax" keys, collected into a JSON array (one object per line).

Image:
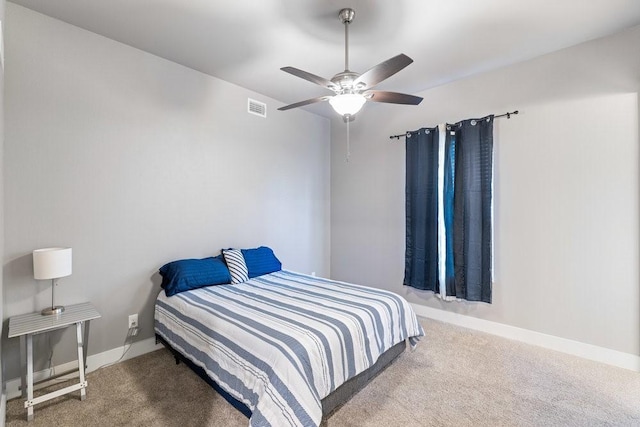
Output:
[{"xmin": 156, "ymin": 333, "xmax": 405, "ymax": 424}]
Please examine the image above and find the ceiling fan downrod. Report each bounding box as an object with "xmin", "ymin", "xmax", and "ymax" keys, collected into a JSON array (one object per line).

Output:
[{"xmin": 339, "ymin": 8, "xmax": 355, "ymax": 72}]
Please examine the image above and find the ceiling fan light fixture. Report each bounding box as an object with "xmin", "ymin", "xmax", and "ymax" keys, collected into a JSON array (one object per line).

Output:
[{"xmin": 329, "ymin": 93, "xmax": 366, "ymax": 116}]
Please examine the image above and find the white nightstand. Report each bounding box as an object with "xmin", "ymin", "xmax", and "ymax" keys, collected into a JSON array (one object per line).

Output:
[{"xmin": 8, "ymin": 302, "xmax": 101, "ymax": 421}]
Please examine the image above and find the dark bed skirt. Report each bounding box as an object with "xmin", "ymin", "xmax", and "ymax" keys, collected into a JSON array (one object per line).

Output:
[{"xmin": 155, "ymin": 334, "xmax": 406, "ymax": 421}]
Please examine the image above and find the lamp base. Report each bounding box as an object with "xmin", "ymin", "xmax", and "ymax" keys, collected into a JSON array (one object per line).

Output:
[{"xmin": 41, "ymin": 306, "xmax": 65, "ymax": 316}]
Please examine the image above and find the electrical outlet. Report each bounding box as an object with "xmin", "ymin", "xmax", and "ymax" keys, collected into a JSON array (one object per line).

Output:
[
  {"xmin": 311, "ymin": 271, "xmax": 316, "ymax": 277},
  {"xmin": 128, "ymin": 314, "xmax": 138, "ymax": 329}
]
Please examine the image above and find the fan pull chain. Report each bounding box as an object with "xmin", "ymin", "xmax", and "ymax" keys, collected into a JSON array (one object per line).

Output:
[{"xmin": 346, "ymin": 117, "xmax": 351, "ymax": 163}]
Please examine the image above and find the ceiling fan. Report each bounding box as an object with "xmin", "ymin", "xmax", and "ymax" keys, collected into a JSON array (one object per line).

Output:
[{"xmin": 278, "ymin": 8, "xmax": 423, "ymax": 121}]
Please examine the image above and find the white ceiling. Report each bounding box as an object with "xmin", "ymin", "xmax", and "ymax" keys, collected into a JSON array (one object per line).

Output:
[{"xmin": 10, "ymin": 0, "xmax": 640, "ymax": 117}]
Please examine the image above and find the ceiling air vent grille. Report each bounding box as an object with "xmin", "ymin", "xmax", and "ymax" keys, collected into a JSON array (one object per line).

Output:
[{"xmin": 248, "ymin": 98, "xmax": 267, "ymax": 118}]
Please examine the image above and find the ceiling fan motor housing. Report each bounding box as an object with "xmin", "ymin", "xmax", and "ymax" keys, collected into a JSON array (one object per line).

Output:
[{"xmin": 331, "ymin": 71, "xmax": 361, "ymax": 92}]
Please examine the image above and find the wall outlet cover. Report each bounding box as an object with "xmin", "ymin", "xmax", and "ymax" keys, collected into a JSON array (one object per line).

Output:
[{"xmin": 128, "ymin": 314, "xmax": 138, "ymax": 329}]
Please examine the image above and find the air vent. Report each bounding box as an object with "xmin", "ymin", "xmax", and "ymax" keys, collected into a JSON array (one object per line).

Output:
[{"xmin": 248, "ymin": 98, "xmax": 267, "ymax": 118}]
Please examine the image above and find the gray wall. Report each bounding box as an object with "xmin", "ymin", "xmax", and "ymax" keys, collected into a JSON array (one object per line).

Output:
[
  {"xmin": 3, "ymin": 4, "xmax": 330, "ymax": 379},
  {"xmin": 331, "ymin": 25, "xmax": 640, "ymax": 356}
]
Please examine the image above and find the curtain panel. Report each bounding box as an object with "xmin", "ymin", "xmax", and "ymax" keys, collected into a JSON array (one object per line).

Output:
[
  {"xmin": 403, "ymin": 127, "xmax": 440, "ymax": 292},
  {"xmin": 404, "ymin": 116, "xmax": 493, "ymax": 303}
]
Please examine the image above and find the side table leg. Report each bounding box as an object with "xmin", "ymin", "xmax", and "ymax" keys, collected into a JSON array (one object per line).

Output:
[
  {"xmin": 76, "ymin": 322, "xmax": 87, "ymax": 401},
  {"xmin": 83, "ymin": 320, "xmax": 91, "ymax": 370},
  {"xmin": 26, "ymin": 334, "xmax": 34, "ymax": 421},
  {"xmin": 19, "ymin": 335, "xmax": 27, "ymax": 399}
]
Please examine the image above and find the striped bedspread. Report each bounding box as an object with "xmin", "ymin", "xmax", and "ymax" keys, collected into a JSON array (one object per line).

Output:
[{"xmin": 154, "ymin": 270, "xmax": 424, "ymax": 427}]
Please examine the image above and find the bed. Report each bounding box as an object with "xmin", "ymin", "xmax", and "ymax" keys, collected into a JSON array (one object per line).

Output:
[{"xmin": 154, "ymin": 269, "xmax": 424, "ymax": 427}]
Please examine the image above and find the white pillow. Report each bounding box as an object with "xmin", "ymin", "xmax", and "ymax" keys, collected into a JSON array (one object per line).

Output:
[{"xmin": 223, "ymin": 249, "xmax": 249, "ymax": 284}]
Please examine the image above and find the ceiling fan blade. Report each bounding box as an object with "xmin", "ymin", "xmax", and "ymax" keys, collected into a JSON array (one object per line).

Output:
[
  {"xmin": 364, "ymin": 90, "xmax": 423, "ymax": 105},
  {"xmin": 278, "ymin": 96, "xmax": 332, "ymax": 111},
  {"xmin": 353, "ymin": 54, "xmax": 414, "ymax": 89},
  {"xmin": 281, "ymin": 67, "xmax": 337, "ymax": 90}
]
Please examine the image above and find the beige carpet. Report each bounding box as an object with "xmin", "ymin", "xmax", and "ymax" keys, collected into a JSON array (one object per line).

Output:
[{"xmin": 6, "ymin": 319, "xmax": 640, "ymax": 426}]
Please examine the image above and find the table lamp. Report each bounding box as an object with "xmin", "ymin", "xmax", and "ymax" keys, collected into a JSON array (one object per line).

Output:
[{"xmin": 33, "ymin": 247, "xmax": 72, "ymax": 315}]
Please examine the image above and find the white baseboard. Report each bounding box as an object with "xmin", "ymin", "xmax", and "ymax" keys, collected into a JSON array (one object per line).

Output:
[
  {"xmin": 0, "ymin": 391, "xmax": 6, "ymax": 427},
  {"xmin": 5, "ymin": 336, "xmax": 163, "ymax": 400},
  {"xmin": 411, "ymin": 303, "xmax": 640, "ymax": 372}
]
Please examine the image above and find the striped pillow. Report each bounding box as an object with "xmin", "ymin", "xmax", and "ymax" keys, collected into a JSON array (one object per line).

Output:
[{"xmin": 223, "ymin": 249, "xmax": 249, "ymax": 284}]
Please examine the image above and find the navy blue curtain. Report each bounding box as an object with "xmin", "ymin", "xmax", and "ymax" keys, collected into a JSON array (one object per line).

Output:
[
  {"xmin": 403, "ymin": 127, "xmax": 439, "ymax": 292},
  {"xmin": 404, "ymin": 116, "xmax": 493, "ymax": 303},
  {"xmin": 449, "ymin": 117, "xmax": 493, "ymax": 302}
]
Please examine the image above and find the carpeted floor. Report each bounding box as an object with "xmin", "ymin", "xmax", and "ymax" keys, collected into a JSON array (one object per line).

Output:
[{"xmin": 6, "ymin": 319, "xmax": 640, "ymax": 426}]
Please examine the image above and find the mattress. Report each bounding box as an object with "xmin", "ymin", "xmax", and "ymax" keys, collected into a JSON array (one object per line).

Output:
[{"xmin": 155, "ymin": 270, "xmax": 424, "ymax": 427}]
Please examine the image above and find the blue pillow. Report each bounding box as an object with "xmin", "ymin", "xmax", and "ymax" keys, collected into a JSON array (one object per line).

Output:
[
  {"xmin": 159, "ymin": 256, "xmax": 230, "ymax": 297},
  {"xmin": 241, "ymin": 246, "xmax": 282, "ymax": 278}
]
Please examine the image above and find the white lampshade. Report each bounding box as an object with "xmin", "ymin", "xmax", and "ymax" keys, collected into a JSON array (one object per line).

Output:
[
  {"xmin": 329, "ymin": 93, "xmax": 366, "ymax": 116},
  {"xmin": 33, "ymin": 247, "xmax": 72, "ymax": 280}
]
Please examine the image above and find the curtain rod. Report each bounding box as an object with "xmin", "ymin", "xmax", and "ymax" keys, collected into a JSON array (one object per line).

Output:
[{"xmin": 389, "ymin": 110, "xmax": 519, "ymax": 140}]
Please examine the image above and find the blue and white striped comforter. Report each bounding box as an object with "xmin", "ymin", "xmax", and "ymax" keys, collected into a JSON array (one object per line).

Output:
[{"xmin": 154, "ymin": 270, "xmax": 424, "ymax": 427}]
